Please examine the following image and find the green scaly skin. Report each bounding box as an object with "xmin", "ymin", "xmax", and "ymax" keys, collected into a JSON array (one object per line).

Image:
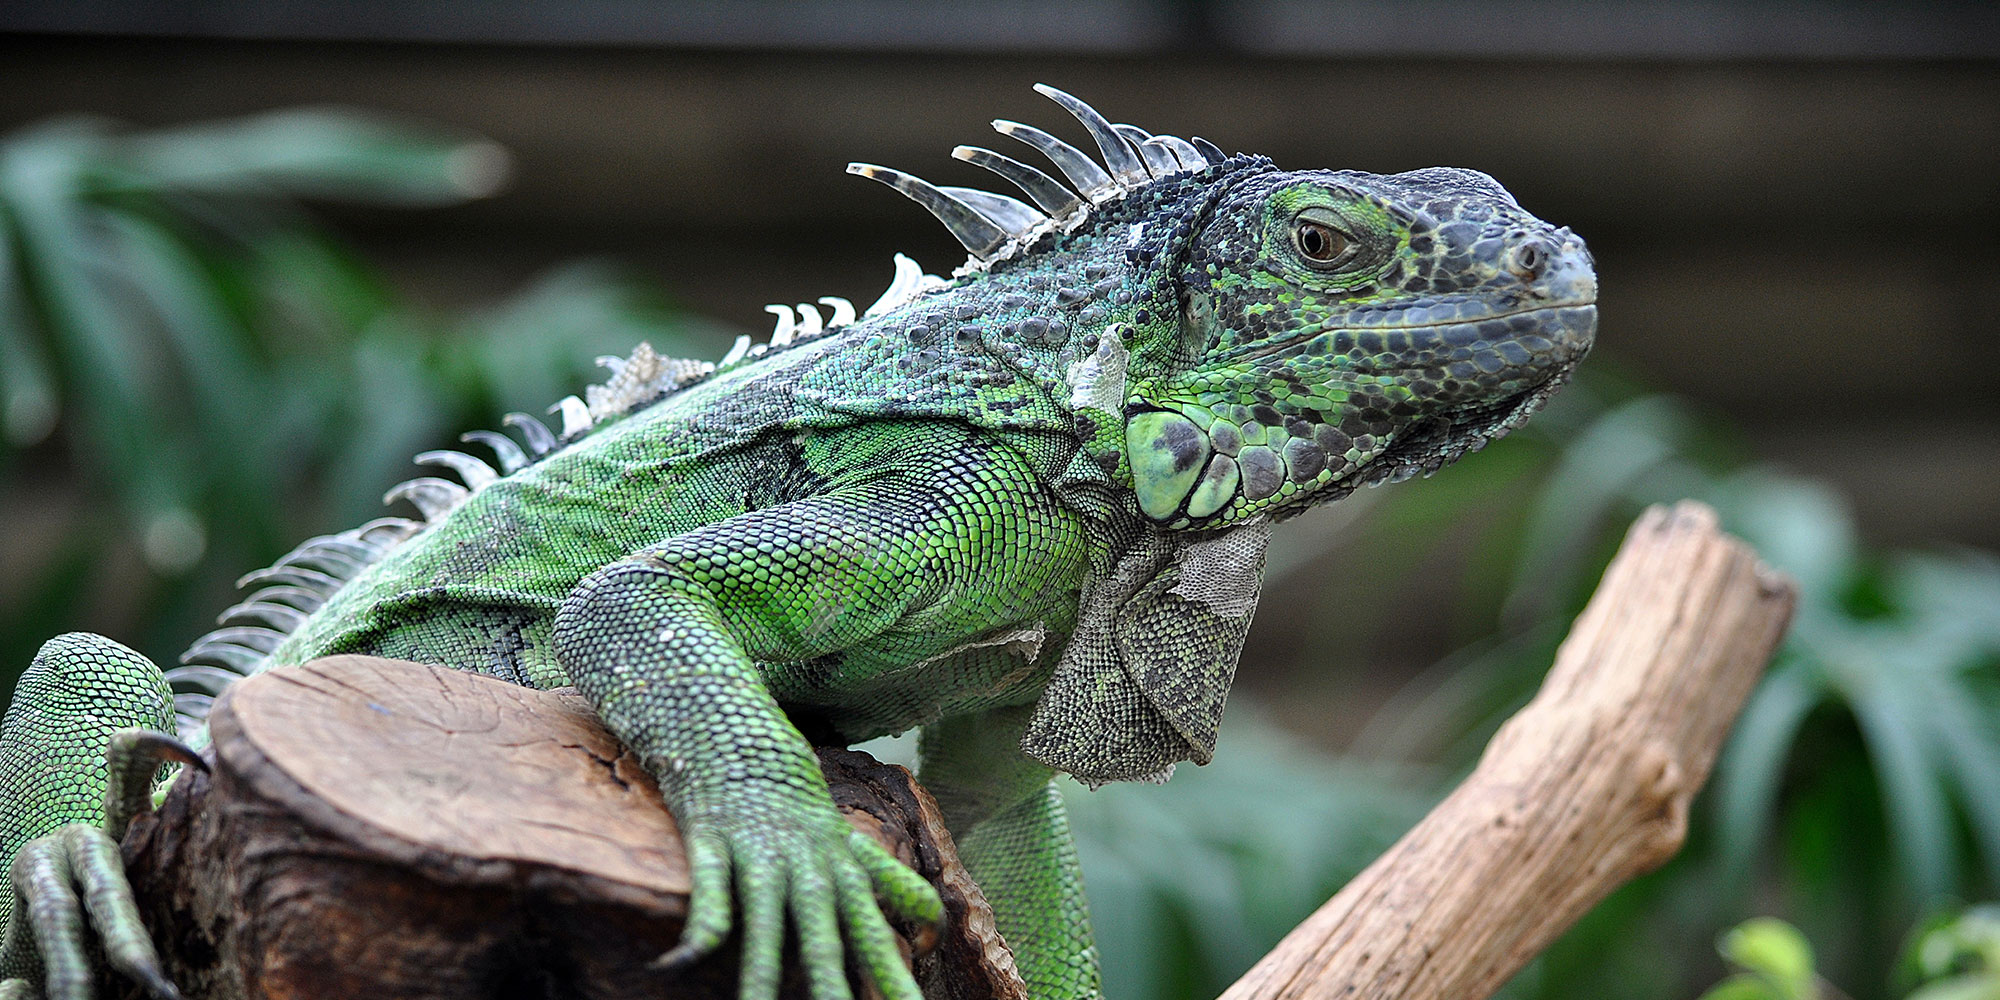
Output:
[{"xmin": 0, "ymin": 85, "xmax": 1595, "ymax": 1000}]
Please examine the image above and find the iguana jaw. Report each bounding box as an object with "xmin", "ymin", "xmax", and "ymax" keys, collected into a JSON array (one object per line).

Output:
[
  {"xmin": 1125, "ymin": 290, "xmax": 1595, "ymax": 528},
  {"xmin": 1347, "ymin": 322, "xmax": 1590, "ymax": 493},
  {"xmin": 1333, "ymin": 254, "xmax": 1598, "ymax": 491}
]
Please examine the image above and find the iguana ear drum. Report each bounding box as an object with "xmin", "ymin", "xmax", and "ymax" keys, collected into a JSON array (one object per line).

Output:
[
  {"xmin": 1125, "ymin": 410, "xmax": 1211, "ymax": 521},
  {"xmin": 1127, "ymin": 404, "xmax": 1352, "ymax": 525}
]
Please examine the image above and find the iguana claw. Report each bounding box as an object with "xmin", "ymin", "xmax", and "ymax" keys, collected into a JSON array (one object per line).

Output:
[
  {"xmin": 650, "ymin": 832, "xmax": 732, "ymax": 970},
  {"xmin": 5, "ymin": 826, "xmax": 180, "ymax": 1000},
  {"xmin": 651, "ymin": 815, "xmax": 938, "ymax": 1000},
  {"xmin": 104, "ymin": 730, "xmax": 205, "ymax": 843}
]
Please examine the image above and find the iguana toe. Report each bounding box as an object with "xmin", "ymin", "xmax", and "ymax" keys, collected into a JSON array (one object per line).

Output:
[
  {"xmin": 653, "ymin": 832, "xmax": 733, "ymax": 969},
  {"xmin": 848, "ymin": 831, "xmax": 943, "ymax": 927},
  {"xmin": 8, "ymin": 835, "xmax": 91, "ymax": 1000},
  {"xmin": 57, "ymin": 827, "xmax": 179, "ymax": 1000},
  {"xmin": 734, "ymin": 865, "xmax": 787, "ymax": 1000},
  {"xmin": 789, "ymin": 864, "xmax": 855, "ymax": 1000},
  {"xmin": 3, "ymin": 826, "xmax": 183, "ymax": 1000},
  {"xmin": 832, "ymin": 858, "xmax": 923, "ymax": 1000}
]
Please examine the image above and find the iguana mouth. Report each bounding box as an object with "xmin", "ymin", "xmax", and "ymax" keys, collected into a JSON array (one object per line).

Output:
[{"xmin": 1223, "ymin": 298, "xmax": 1598, "ymax": 375}]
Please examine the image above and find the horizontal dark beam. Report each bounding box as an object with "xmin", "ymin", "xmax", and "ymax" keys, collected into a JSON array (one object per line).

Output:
[{"xmin": 3, "ymin": 0, "xmax": 1998, "ymax": 59}]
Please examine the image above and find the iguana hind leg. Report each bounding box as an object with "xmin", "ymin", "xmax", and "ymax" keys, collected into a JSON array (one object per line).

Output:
[{"xmin": 0, "ymin": 634, "xmax": 187, "ymax": 1000}]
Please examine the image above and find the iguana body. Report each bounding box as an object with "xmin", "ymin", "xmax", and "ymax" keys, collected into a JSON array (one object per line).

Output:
[{"xmin": 0, "ymin": 85, "xmax": 1595, "ymax": 1000}]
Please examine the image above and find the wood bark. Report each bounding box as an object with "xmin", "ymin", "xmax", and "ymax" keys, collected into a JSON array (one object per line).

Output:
[
  {"xmin": 119, "ymin": 656, "xmax": 1026, "ymax": 1000},
  {"xmin": 1219, "ymin": 500, "xmax": 1798, "ymax": 1000}
]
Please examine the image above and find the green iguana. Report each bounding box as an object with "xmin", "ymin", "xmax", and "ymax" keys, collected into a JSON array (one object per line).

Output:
[{"xmin": 0, "ymin": 84, "xmax": 1596, "ymax": 1000}]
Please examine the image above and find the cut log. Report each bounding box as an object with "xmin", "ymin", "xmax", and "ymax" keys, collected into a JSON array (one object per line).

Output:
[
  {"xmin": 1219, "ymin": 501, "xmax": 1798, "ymax": 1000},
  {"xmin": 119, "ymin": 656, "xmax": 1026, "ymax": 1000}
]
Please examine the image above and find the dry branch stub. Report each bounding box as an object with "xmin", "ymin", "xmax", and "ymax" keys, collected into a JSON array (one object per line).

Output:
[
  {"xmin": 1219, "ymin": 500, "xmax": 1797, "ymax": 1000},
  {"xmin": 119, "ymin": 655, "xmax": 1027, "ymax": 1000}
]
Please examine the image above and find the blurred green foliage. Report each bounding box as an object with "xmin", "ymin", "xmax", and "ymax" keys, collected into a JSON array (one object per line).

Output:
[
  {"xmin": 1699, "ymin": 917, "xmax": 1820, "ymax": 1000},
  {"xmin": 1694, "ymin": 907, "xmax": 2000, "ymax": 1000},
  {"xmin": 1, "ymin": 108, "xmax": 1995, "ymax": 1000},
  {"xmin": 1902, "ymin": 905, "xmax": 2000, "ymax": 1000},
  {"xmin": 1064, "ymin": 718, "xmax": 1434, "ymax": 999},
  {"xmin": 0, "ymin": 110, "xmax": 713, "ymax": 687}
]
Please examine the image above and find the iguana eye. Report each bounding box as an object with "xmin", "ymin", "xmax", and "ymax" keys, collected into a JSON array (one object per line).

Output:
[{"xmin": 1293, "ymin": 220, "xmax": 1352, "ymax": 266}]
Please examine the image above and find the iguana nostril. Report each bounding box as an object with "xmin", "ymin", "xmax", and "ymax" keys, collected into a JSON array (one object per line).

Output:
[{"xmin": 1509, "ymin": 240, "xmax": 1554, "ymax": 283}]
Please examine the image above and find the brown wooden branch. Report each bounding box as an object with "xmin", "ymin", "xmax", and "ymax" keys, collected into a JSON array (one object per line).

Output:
[
  {"xmin": 119, "ymin": 656, "xmax": 1027, "ymax": 1000},
  {"xmin": 1219, "ymin": 500, "xmax": 1798, "ymax": 1000}
]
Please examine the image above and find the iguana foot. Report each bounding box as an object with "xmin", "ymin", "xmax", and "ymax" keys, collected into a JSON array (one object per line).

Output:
[
  {"xmin": 660, "ymin": 808, "xmax": 942, "ymax": 1000},
  {"xmin": 3, "ymin": 826, "xmax": 179, "ymax": 1000},
  {"xmin": 0, "ymin": 729, "xmax": 202, "ymax": 1000}
]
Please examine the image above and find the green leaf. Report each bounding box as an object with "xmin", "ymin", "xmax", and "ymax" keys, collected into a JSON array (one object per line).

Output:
[
  {"xmin": 0, "ymin": 127, "xmax": 147, "ymax": 409},
  {"xmin": 94, "ymin": 207, "xmax": 271, "ymax": 474},
  {"xmin": 1710, "ymin": 471, "xmax": 1859, "ymax": 607},
  {"xmin": 453, "ymin": 262, "xmax": 709, "ymax": 416},
  {"xmin": 1919, "ymin": 675, "xmax": 2000, "ymax": 879},
  {"xmin": 1713, "ymin": 658, "xmax": 1823, "ymax": 886},
  {"xmin": 1846, "ymin": 665, "xmax": 1959, "ymax": 905},
  {"xmin": 1893, "ymin": 551, "xmax": 2000, "ymax": 661},
  {"xmin": 326, "ymin": 328, "xmax": 452, "ymax": 526},
  {"xmin": 0, "ymin": 205, "xmax": 59, "ymax": 446},
  {"xmin": 1910, "ymin": 905, "xmax": 2000, "ymax": 981},
  {"xmin": 1066, "ymin": 710, "xmax": 1434, "ymax": 1000},
  {"xmin": 1906, "ymin": 975, "xmax": 2000, "ymax": 1000},
  {"xmin": 114, "ymin": 108, "xmax": 510, "ymax": 206},
  {"xmin": 1697, "ymin": 973, "xmax": 1787, "ymax": 1000},
  {"xmin": 0, "ymin": 124, "xmax": 190, "ymax": 518},
  {"xmin": 1718, "ymin": 918, "xmax": 1815, "ymax": 999},
  {"xmin": 1502, "ymin": 394, "xmax": 1700, "ymax": 624}
]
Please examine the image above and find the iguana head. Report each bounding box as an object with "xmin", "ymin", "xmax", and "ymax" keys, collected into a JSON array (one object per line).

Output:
[
  {"xmin": 839, "ymin": 86, "xmax": 1597, "ymax": 783},
  {"xmin": 1125, "ymin": 164, "xmax": 1597, "ymax": 526},
  {"xmin": 850, "ymin": 85, "xmax": 1595, "ymax": 528}
]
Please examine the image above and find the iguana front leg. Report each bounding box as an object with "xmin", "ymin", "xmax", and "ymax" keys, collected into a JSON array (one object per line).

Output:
[
  {"xmin": 553, "ymin": 439, "xmax": 1089, "ymax": 1000},
  {"xmin": 558, "ymin": 561, "xmax": 937, "ymax": 1000},
  {"xmin": 921, "ymin": 706, "xmax": 1104, "ymax": 1000}
]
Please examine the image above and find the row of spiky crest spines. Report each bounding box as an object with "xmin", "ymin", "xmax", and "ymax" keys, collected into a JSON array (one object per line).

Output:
[{"xmin": 165, "ymin": 83, "xmax": 1221, "ymax": 730}]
